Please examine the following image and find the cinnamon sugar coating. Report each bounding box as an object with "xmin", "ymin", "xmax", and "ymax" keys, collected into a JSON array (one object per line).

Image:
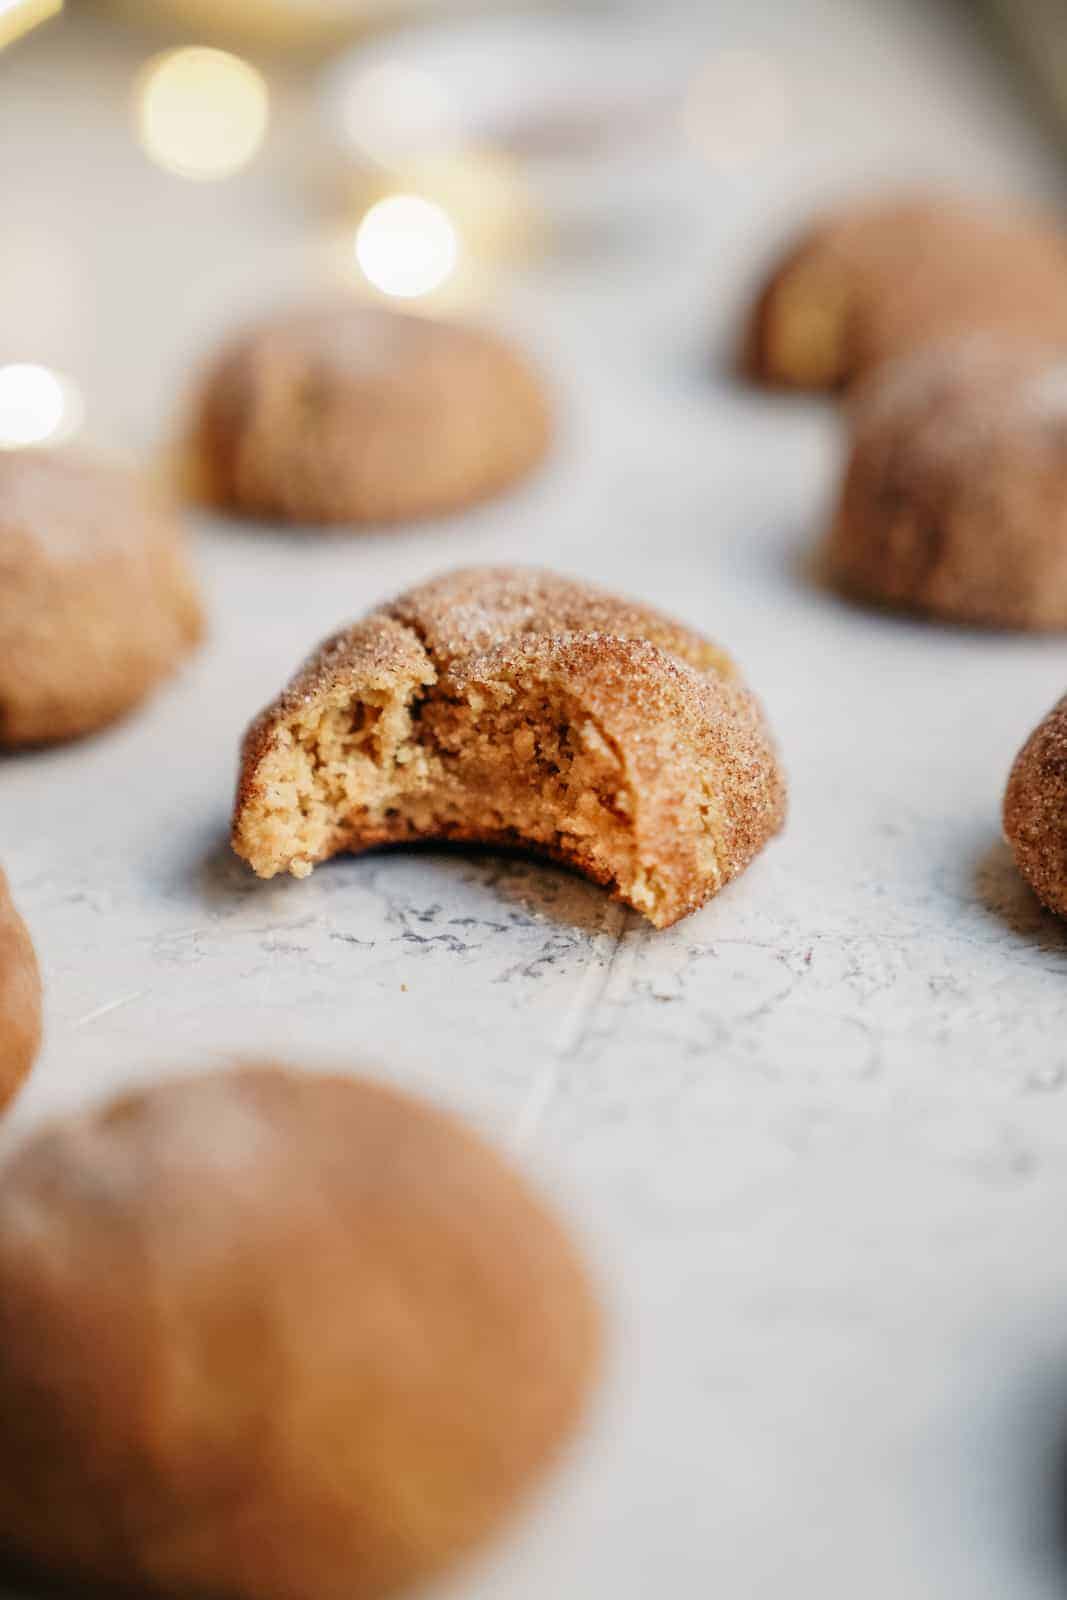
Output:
[
  {"xmin": 232, "ymin": 567, "xmax": 786, "ymax": 928},
  {"xmin": 0, "ymin": 869, "xmax": 40, "ymax": 1114},
  {"xmin": 191, "ymin": 303, "xmax": 551, "ymax": 525},
  {"xmin": 825, "ymin": 338, "xmax": 1067, "ymax": 629},
  {"xmin": 0, "ymin": 450, "xmax": 203, "ymax": 745},
  {"xmin": 0, "ymin": 1065, "xmax": 600, "ymax": 1599},
  {"xmin": 745, "ymin": 195, "xmax": 1067, "ymax": 391},
  {"xmin": 1004, "ymin": 695, "xmax": 1067, "ymax": 918}
]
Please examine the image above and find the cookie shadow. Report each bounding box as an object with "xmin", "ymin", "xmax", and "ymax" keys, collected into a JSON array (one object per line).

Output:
[
  {"xmin": 980, "ymin": 1358, "xmax": 1067, "ymax": 1593},
  {"xmin": 973, "ymin": 837, "xmax": 1067, "ymax": 955},
  {"xmin": 193, "ymin": 828, "xmax": 623, "ymax": 938},
  {"xmin": 195, "ymin": 827, "xmax": 262, "ymax": 909},
  {"xmin": 436, "ymin": 844, "xmax": 625, "ymax": 936}
]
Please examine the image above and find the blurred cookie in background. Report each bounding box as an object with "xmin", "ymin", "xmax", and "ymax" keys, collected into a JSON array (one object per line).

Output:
[
  {"xmin": 823, "ymin": 336, "xmax": 1067, "ymax": 628},
  {"xmin": 1005, "ymin": 694, "xmax": 1067, "ymax": 918},
  {"xmin": 0, "ymin": 869, "xmax": 40, "ymax": 1115},
  {"xmin": 0, "ymin": 448, "xmax": 202, "ymax": 746},
  {"xmin": 187, "ymin": 302, "xmax": 551, "ymax": 527},
  {"xmin": 745, "ymin": 194, "xmax": 1067, "ymax": 391},
  {"xmin": 0, "ymin": 1064, "xmax": 601, "ymax": 1600}
]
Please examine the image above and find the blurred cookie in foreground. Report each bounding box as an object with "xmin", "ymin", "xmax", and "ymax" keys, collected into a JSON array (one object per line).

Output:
[
  {"xmin": 1004, "ymin": 695, "xmax": 1067, "ymax": 918},
  {"xmin": 0, "ymin": 1064, "xmax": 600, "ymax": 1600},
  {"xmin": 231, "ymin": 566, "xmax": 786, "ymax": 928},
  {"xmin": 0, "ymin": 450, "xmax": 203, "ymax": 745},
  {"xmin": 0, "ymin": 870, "xmax": 40, "ymax": 1114},
  {"xmin": 824, "ymin": 337, "xmax": 1067, "ymax": 629},
  {"xmin": 189, "ymin": 302, "xmax": 551, "ymax": 525},
  {"xmin": 745, "ymin": 194, "xmax": 1067, "ymax": 391}
]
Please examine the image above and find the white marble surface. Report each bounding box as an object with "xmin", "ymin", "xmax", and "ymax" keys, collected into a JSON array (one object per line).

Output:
[{"xmin": 4, "ymin": 3, "xmax": 1067, "ymax": 1596}]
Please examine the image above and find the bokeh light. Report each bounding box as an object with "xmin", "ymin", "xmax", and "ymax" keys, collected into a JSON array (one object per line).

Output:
[
  {"xmin": 0, "ymin": 0, "xmax": 61, "ymax": 52},
  {"xmin": 136, "ymin": 48, "xmax": 269, "ymax": 181},
  {"xmin": 0, "ymin": 364, "xmax": 83, "ymax": 449},
  {"xmin": 332, "ymin": 61, "xmax": 455, "ymax": 168},
  {"xmin": 355, "ymin": 195, "xmax": 460, "ymax": 300}
]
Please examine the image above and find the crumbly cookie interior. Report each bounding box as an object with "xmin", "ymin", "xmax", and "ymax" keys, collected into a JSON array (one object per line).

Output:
[{"xmin": 236, "ymin": 667, "xmax": 668, "ymax": 912}]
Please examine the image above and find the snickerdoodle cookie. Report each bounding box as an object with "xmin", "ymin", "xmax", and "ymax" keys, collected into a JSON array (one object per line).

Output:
[
  {"xmin": 745, "ymin": 194, "xmax": 1067, "ymax": 391},
  {"xmin": 0, "ymin": 870, "xmax": 40, "ymax": 1114},
  {"xmin": 231, "ymin": 567, "xmax": 786, "ymax": 928},
  {"xmin": 1004, "ymin": 695, "xmax": 1067, "ymax": 917},
  {"xmin": 0, "ymin": 450, "xmax": 202, "ymax": 745},
  {"xmin": 191, "ymin": 303, "xmax": 551, "ymax": 524},
  {"xmin": 0, "ymin": 1064, "xmax": 600, "ymax": 1600},
  {"xmin": 824, "ymin": 337, "xmax": 1067, "ymax": 628}
]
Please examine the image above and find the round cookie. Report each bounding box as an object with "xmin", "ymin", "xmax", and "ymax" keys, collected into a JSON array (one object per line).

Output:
[
  {"xmin": 1004, "ymin": 694, "xmax": 1067, "ymax": 917},
  {"xmin": 745, "ymin": 194, "xmax": 1067, "ymax": 391},
  {"xmin": 0, "ymin": 870, "xmax": 40, "ymax": 1114},
  {"xmin": 0, "ymin": 449, "xmax": 203, "ymax": 746},
  {"xmin": 191, "ymin": 303, "xmax": 551, "ymax": 525},
  {"xmin": 824, "ymin": 337, "xmax": 1067, "ymax": 629},
  {"xmin": 0, "ymin": 1065, "xmax": 600, "ymax": 1600},
  {"xmin": 231, "ymin": 566, "xmax": 786, "ymax": 928}
]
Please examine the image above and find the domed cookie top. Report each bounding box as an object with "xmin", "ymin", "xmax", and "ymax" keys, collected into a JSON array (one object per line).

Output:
[
  {"xmin": 1004, "ymin": 694, "xmax": 1067, "ymax": 918},
  {"xmin": 824, "ymin": 337, "xmax": 1067, "ymax": 629},
  {"xmin": 232, "ymin": 566, "xmax": 786, "ymax": 927},
  {"xmin": 0, "ymin": 870, "xmax": 40, "ymax": 1114},
  {"xmin": 0, "ymin": 449, "xmax": 203, "ymax": 745},
  {"xmin": 191, "ymin": 302, "xmax": 551, "ymax": 525},
  {"xmin": 0, "ymin": 1064, "xmax": 600, "ymax": 1600},
  {"xmin": 745, "ymin": 194, "xmax": 1067, "ymax": 390}
]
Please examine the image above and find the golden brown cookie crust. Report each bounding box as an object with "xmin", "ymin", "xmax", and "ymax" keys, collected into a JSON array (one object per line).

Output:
[
  {"xmin": 745, "ymin": 194, "xmax": 1067, "ymax": 391},
  {"xmin": 0, "ymin": 1064, "xmax": 600, "ymax": 1600},
  {"xmin": 191, "ymin": 303, "xmax": 551, "ymax": 525},
  {"xmin": 231, "ymin": 566, "xmax": 786, "ymax": 928},
  {"xmin": 824, "ymin": 337, "xmax": 1067, "ymax": 629},
  {"xmin": 0, "ymin": 870, "xmax": 40, "ymax": 1114},
  {"xmin": 1004, "ymin": 694, "xmax": 1067, "ymax": 917},
  {"xmin": 0, "ymin": 449, "xmax": 203, "ymax": 746}
]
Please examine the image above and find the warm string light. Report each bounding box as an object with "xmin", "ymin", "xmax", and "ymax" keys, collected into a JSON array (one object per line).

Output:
[
  {"xmin": 0, "ymin": 364, "xmax": 83, "ymax": 450},
  {"xmin": 0, "ymin": 0, "xmax": 61, "ymax": 51},
  {"xmin": 355, "ymin": 195, "xmax": 460, "ymax": 300},
  {"xmin": 327, "ymin": 54, "xmax": 532, "ymax": 303},
  {"xmin": 136, "ymin": 47, "xmax": 269, "ymax": 181}
]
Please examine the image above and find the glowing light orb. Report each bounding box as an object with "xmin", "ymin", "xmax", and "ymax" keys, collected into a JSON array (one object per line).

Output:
[
  {"xmin": 137, "ymin": 48, "xmax": 269, "ymax": 181},
  {"xmin": 0, "ymin": 364, "xmax": 83, "ymax": 449}
]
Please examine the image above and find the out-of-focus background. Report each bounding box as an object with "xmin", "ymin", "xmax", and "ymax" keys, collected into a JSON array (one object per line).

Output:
[
  {"xmin": 0, "ymin": 0, "xmax": 1064, "ymax": 458},
  {"xmin": 6, "ymin": 3, "xmax": 1067, "ymax": 1599}
]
